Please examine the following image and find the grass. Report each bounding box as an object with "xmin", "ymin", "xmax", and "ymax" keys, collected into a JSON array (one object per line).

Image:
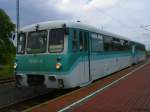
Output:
[
  {"xmin": 0, "ymin": 64, "xmax": 14, "ymax": 80},
  {"xmin": 145, "ymin": 51, "xmax": 150, "ymax": 58}
]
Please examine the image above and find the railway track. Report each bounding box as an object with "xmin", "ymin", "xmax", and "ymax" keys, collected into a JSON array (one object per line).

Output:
[
  {"xmin": 0, "ymin": 77, "xmax": 77, "ymax": 112},
  {"xmin": 0, "ymin": 77, "xmax": 78, "ymax": 111},
  {"xmin": 0, "ymin": 77, "xmax": 15, "ymax": 84},
  {"xmin": 0, "ymin": 88, "xmax": 76, "ymax": 112}
]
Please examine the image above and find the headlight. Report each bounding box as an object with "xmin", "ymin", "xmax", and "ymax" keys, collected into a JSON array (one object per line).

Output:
[
  {"xmin": 56, "ymin": 63, "xmax": 62, "ymax": 70},
  {"xmin": 14, "ymin": 63, "xmax": 17, "ymax": 69}
]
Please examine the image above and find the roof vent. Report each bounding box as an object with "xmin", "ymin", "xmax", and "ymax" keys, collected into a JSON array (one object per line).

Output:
[{"xmin": 35, "ymin": 24, "xmax": 40, "ymax": 32}]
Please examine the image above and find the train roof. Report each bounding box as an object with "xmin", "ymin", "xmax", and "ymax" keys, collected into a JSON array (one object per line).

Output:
[{"xmin": 21, "ymin": 20, "xmax": 132, "ymax": 42}]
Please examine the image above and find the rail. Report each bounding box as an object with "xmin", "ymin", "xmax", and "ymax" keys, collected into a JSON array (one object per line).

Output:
[{"xmin": 0, "ymin": 77, "xmax": 15, "ymax": 84}]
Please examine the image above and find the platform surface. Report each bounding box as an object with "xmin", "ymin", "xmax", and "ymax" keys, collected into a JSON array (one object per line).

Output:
[
  {"xmin": 27, "ymin": 60, "xmax": 150, "ymax": 112},
  {"xmin": 72, "ymin": 61, "xmax": 150, "ymax": 112}
]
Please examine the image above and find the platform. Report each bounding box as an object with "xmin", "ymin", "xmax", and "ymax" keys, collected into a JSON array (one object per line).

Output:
[
  {"xmin": 26, "ymin": 60, "xmax": 150, "ymax": 112},
  {"xmin": 72, "ymin": 61, "xmax": 150, "ymax": 112}
]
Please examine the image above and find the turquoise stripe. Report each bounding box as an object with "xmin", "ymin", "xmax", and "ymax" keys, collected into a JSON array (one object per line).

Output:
[
  {"xmin": 43, "ymin": 52, "xmax": 132, "ymax": 75},
  {"xmin": 17, "ymin": 51, "xmax": 145, "ymax": 75}
]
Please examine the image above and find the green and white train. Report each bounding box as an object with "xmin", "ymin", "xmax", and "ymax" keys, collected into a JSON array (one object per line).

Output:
[{"xmin": 14, "ymin": 21, "xmax": 145, "ymax": 89}]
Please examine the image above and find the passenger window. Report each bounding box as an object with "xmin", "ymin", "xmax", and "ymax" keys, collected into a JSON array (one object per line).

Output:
[
  {"xmin": 110, "ymin": 38, "xmax": 131, "ymax": 51},
  {"xmin": 79, "ymin": 31, "xmax": 84, "ymax": 51},
  {"xmin": 124, "ymin": 40, "xmax": 130, "ymax": 50},
  {"xmin": 112, "ymin": 38, "xmax": 121, "ymax": 51},
  {"xmin": 84, "ymin": 32, "xmax": 88, "ymax": 51},
  {"xmin": 104, "ymin": 36, "xmax": 112, "ymax": 51},
  {"xmin": 79, "ymin": 31, "xmax": 88, "ymax": 52},
  {"xmin": 98, "ymin": 35, "xmax": 104, "ymax": 51},
  {"xmin": 72, "ymin": 30, "xmax": 78, "ymax": 52},
  {"xmin": 91, "ymin": 33, "xmax": 103, "ymax": 52}
]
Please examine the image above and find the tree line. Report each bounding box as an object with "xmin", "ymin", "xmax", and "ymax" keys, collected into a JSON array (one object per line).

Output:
[{"xmin": 0, "ymin": 9, "xmax": 16, "ymax": 65}]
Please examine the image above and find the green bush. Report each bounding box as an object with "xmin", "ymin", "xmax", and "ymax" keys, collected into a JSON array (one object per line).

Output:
[{"xmin": 0, "ymin": 64, "xmax": 14, "ymax": 79}]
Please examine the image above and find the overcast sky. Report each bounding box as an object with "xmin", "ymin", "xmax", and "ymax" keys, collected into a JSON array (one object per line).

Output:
[{"xmin": 0, "ymin": 0, "xmax": 150, "ymax": 46}]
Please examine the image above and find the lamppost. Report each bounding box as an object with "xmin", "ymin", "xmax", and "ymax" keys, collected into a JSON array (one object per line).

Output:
[
  {"xmin": 140, "ymin": 25, "xmax": 150, "ymax": 51},
  {"xmin": 16, "ymin": 0, "xmax": 20, "ymax": 38}
]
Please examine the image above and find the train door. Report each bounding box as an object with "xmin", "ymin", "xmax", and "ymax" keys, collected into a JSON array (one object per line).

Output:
[
  {"xmin": 132, "ymin": 44, "xmax": 137, "ymax": 64},
  {"xmin": 90, "ymin": 33, "xmax": 101, "ymax": 79},
  {"xmin": 90, "ymin": 33, "xmax": 104, "ymax": 79},
  {"xmin": 90, "ymin": 33, "xmax": 96, "ymax": 79},
  {"xmin": 79, "ymin": 31, "xmax": 90, "ymax": 84}
]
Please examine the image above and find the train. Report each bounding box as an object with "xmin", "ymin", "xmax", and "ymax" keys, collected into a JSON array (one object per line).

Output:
[{"xmin": 14, "ymin": 21, "xmax": 146, "ymax": 89}]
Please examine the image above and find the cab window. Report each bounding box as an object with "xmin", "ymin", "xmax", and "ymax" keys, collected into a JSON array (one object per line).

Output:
[
  {"xmin": 17, "ymin": 33, "xmax": 26, "ymax": 54},
  {"xmin": 49, "ymin": 28, "xmax": 64, "ymax": 53}
]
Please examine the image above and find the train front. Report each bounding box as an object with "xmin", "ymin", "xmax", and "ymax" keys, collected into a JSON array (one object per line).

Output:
[{"xmin": 14, "ymin": 24, "xmax": 70, "ymax": 89}]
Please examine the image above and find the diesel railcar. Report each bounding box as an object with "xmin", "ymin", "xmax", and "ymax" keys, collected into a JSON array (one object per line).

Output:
[{"xmin": 14, "ymin": 21, "xmax": 146, "ymax": 88}]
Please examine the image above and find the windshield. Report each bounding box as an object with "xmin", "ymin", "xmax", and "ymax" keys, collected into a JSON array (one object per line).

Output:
[
  {"xmin": 17, "ymin": 33, "xmax": 26, "ymax": 54},
  {"xmin": 27, "ymin": 30, "xmax": 47, "ymax": 54},
  {"xmin": 49, "ymin": 29, "xmax": 64, "ymax": 53}
]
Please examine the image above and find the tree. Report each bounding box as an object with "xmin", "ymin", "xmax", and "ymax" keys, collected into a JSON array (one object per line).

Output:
[{"xmin": 0, "ymin": 9, "xmax": 16, "ymax": 64}]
